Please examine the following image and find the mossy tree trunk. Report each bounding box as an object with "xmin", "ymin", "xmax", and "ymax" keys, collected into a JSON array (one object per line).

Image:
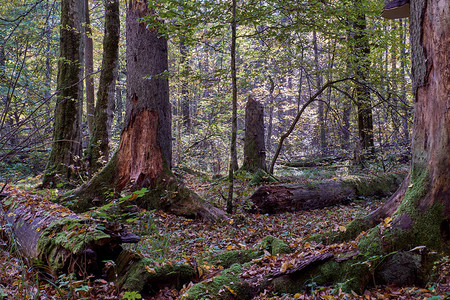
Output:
[
  {"xmin": 42, "ymin": 0, "xmax": 85, "ymax": 188},
  {"xmin": 84, "ymin": 0, "xmax": 95, "ymax": 136},
  {"xmin": 333, "ymin": 0, "xmax": 450, "ymax": 289},
  {"xmin": 87, "ymin": 0, "xmax": 120, "ymax": 173},
  {"xmin": 227, "ymin": 0, "xmax": 238, "ymax": 214},
  {"xmin": 69, "ymin": 0, "xmax": 225, "ymax": 221},
  {"xmin": 348, "ymin": 0, "xmax": 374, "ymax": 158},
  {"xmin": 242, "ymin": 96, "xmax": 266, "ymax": 172}
]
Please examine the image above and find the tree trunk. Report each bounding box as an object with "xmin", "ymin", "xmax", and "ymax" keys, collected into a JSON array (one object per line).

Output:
[
  {"xmin": 84, "ymin": 0, "xmax": 95, "ymax": 136},
  {"xmin": 248, "ymin": 171, "xmax": 406, "ymax": 214},
  {"xmin": 400, "ymin": 18, "xmax": 410, "ymax": 146},
  {"xmin": 180, "ymin": 36, "xmax": 191, "ymax": 131},
  {"xmin": 87, "ymin": 0, "xmax": 120, "ymax": 173},
  {"xmin": 227, "ymin": 0, "xmax": 238, "ymax": 214},
  {"xmin": 69, "ymin": 0, "xmax": 225, "ymax": 221},
  {"xmin": 0, "ymin": 189, "xmax": 139, "ymax": 277},
  {"xmin": 242, "ymin": 96, "xmax": 266, "ymax": 172},
  {"xmin": 42, "ymin": 0, "xmax": 85, "ymax": 188},
  {"xmin": 266, "ymin": 76, "xmax": 275, "ymax": 155},
  {"xmin": 313, "ymin": 31, "xmax": 326, "ymax": 155},
  {"xmin": 349, "ymin": 0, "xmax": 374, "ymax": 158}
]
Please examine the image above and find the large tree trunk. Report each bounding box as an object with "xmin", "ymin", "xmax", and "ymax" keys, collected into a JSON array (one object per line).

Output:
[
  {"xmin": 242, "ymin": 96, "xmax": 266, "ymax": 172},
  {"xmin": 69, "ymin": 0, "xmax": 225, "ymax": 221},
  {"xmin": 42, "ymin": 0, "xmax": 85, "ymax": 188},
  {"xmin": 87, "ymin": 0, "xmax": 120, "ymax": 173},
  {"xmin": 0, "ymin": 188, "xmax": 139, "ymax": 277},
  {"xmin": 248, "ymin": 171, "xmax": 406, "ymax": 214}
]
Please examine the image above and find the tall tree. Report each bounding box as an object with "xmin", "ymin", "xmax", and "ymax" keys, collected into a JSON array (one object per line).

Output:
[
  {"xmin": 84, "ymin": 0, "xmax": 95, "ymax": 136},
  {"xmin": 349, "ymin": 0, "xmax": 374, "ymax": 158},
  {"xmin": 70, "ymin": 0, "xmax": 224, "ymax": 221},
  {"xmin": 87, "ymin": 0, "xmax": 120, "ymax": 173},
  {"xmin": 313, "ymin": 30, "xmax": 326, "ymax": 155},
  {"xmin": 179, "ymin": 36, "xmax": 191, "ymax": 131},
  {"xmin": 42, "ymin": 0, "xmax": 85, "ymax": 187},
  {"xmin": 227, "ymin": 0, "xmax": 238, "ymax": 214}
]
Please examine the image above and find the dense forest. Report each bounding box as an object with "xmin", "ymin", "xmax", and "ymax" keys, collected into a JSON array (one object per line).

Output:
[{"xmin": 0, "ymin": 0, "xmax": 448, "ymax": 298}]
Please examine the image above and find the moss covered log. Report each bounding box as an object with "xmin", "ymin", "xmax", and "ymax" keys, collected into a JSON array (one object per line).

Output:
[
  {"xmin": 0, "ymin": 192, "xmax": 139, "ymax": 276},
  {"xmin": 248, "ymin": 170, "xmax": 406, "ymax": 213},
  {"xmin": 113, "ymin": 250, "xmax": 195, "ymax": 295}
]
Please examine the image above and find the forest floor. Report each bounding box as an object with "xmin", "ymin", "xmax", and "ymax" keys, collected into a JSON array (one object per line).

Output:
[{"xmin": 0, "ymin": 165, "xmax": 449, "ymax": 299}]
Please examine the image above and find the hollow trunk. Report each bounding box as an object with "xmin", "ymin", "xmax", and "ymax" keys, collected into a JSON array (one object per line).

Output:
[
  {"xmin": 42, "ymin": 0, "xmax": 84, "ymax": 188},
  {"xmin": 87, "ymin": 0, "xmax": 120, "ymax": 173},
  {"xmin": 242, "ymin": 96, "xmax": 266, "ymax": 172}
]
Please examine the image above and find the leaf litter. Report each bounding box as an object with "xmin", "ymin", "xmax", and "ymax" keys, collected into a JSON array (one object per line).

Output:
[{"xmin": 0, "ymin": 174, "xmax": 449, "ymax": 299}]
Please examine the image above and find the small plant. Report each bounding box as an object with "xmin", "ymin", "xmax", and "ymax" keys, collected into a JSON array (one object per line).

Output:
[{"xmin": 123, "ymin": 290, "xmax": 142, "ymax": 299}]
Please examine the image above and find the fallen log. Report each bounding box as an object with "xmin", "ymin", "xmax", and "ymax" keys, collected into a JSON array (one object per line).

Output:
[
  {"xmin": 247, "ymin": 170, "xmax": 407, "ymax": 213},
  {"xmin": 0, "ymin": 187, "xmax": 140, "ymax": 277}
]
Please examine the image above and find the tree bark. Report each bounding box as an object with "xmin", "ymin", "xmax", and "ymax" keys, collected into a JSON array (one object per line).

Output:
[
  {"xmin": 313, "ymin": 30, "xmax": 326, "ymax": 154},
  {"xmin": 69, "ymin": 0, "xmax": 225, "ymax": 221},
  {"xmin": 248, "ymin": 171, "xmax": 406, "ymax": 214},
  {"xmin": 84, "ymin": 0, "xmax": 95, "ymax": 136},
  {"xmin": 242, "ymin": 96, "xmax": 266, "ymax": 172},
  {"xmin": 348, "ymin": 0, "xmax": 374, "ymax": 158},
  {"xmin": 87, "ymin": 0, "xmax": 120, "ymax": 173},
  {"xmin": 179, "ymin": 36, "xmax": 191, "ymax": 131},
  {"xmin": 227, "ymin": 0, "xmax": 238, "ymax": 214},
  {"xmin": 42, "ymin": 0, "xmax": 85, "ymax": 188}
]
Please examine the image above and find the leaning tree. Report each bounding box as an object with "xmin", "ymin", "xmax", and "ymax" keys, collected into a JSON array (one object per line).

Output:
[{"xmin": 69, "ymin": 0, "xmax": 224, "ymax": 221}]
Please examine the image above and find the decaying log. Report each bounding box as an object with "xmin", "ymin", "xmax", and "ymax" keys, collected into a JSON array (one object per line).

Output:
[
  {"xmin": 248, "ymin": 171, "xmax": 406, "ymax": 213},
  {"xmin": 0, "ymin": 188, "xmax": 139, "ymax": 276}
]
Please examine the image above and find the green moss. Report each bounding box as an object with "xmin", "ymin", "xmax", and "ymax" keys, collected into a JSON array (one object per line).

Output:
[
  {"xmin": 182, "ymin": 264, "xmax": 251, "ymax": 300},
  {"xmin": 120, "ymin": 256, "xmax": 195, "ymax": 294},
  {"xmin": 256, "ymin": 235, "xmax": 291, "ymax": 255},
  {"xmin": 209, "ymin": 249, "xmax": 261, "ymax": 268},
  {"xmin": 272, "ymin": 257, "xmax": 371, "ymax": 295},
  {"xmin": 249, "ymin": 169, "xmax": 278, "ymax": 185},
  {"xmin": 37, "ymin": 218, "xmax": 110, "ymax": 273}
]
